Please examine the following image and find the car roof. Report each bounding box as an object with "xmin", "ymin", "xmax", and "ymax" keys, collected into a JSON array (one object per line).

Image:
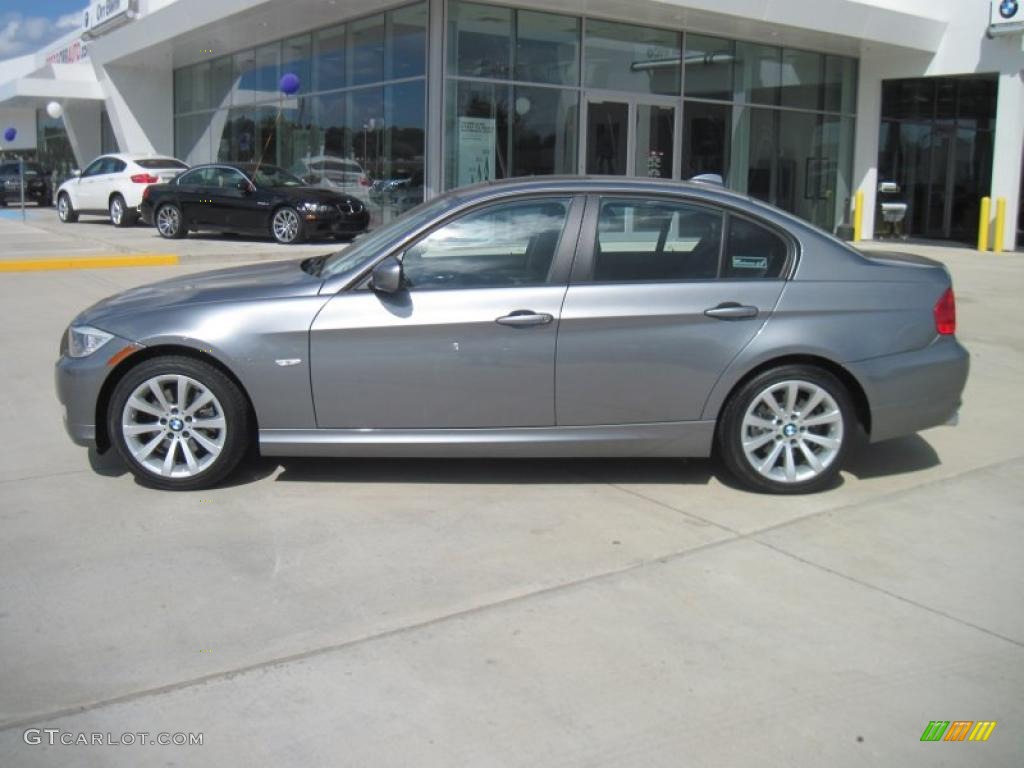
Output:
[{"xmin": 94, "ymin": 153, "xmax": 184, "ymax": 164}]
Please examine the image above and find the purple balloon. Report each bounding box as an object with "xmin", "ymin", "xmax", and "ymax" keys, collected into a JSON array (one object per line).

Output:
[
  {"xmin": 279, "ymin": 72, "xmax": 301, "ymax": 95},
  {"xmin": 3, "ymin": 127, "xmax": 15, "ymax": 142}
]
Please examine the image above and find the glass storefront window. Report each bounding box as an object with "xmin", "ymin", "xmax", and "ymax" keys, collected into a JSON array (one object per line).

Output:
[
  {"xmin": 233, "ymin": 44, "xmax": 280, "ymax": 106},
  {"xmin": 780, "ymin": 48, "xmax": 823, "ymax": 111},
  {"xmin": 389, "ymin": 4, "xmax": 427, "ymax": 79},
  {"xmin": 448, "ymin": 1, "xmax": 513, "ymax": 79},
  {"xmin": 282, "ymin": 35, "xmax": 312, "ymax": 96},
  {"xmin": 175, "ymin": 64, "xmax": 211, "ymax": 114},
  {"xmin": 350, "ymin": 14, "xmax": 385, "ymax": 87},
  {"xmin": 446, "ymin": 79, "xmax": 510, "ymax": 187},
  {"xmin": 584, "ymin": 20, "xmax": 680, "ymax": 96},
  {"xmin": 515, "ymin": 11, "xmax": 580, "ymax": 86},
  {"xmin": 682, "ymin": 101, "xmax": 731, "ymax": 180},
  {"xmin": 735, "ymin": 42, "xmax": 781, "ymax": 106},
  {"xmin": 684, "ymin": 35, "xmax": 734, "ymax": 102},
  {"xmin": 210, "ymin": 57, "xmax": 234, "ymax": 111},
  {"xmin": 511, "ymin": 86, "xmax": 578, "ymax": 176},
  {"xmin": 823, "ymin": 55, "xmax": 856, "ymax": 114},
  {"xmin": 314, "ymin": 24, "xmax": 347, "ymax": 93}
]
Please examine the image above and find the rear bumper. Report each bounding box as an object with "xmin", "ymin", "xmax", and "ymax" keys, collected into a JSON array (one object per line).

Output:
[{"xmin": 847, "ymin": 336, "xmax": 969, "ymax": 443}]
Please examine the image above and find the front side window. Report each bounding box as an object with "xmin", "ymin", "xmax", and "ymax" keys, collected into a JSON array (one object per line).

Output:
[
  {"xmin": 207, "ymin": 167, "xmax": 247, "ymax": 188},
  {"xmin": 722, "ymin": 216, "xmax": 789, "ymax": 278},
  {"xmin": 592, "ymin": 198, "xmax": 723, "ymax": 282},
  {"xmin": 177, "ymin": 168, "xmax": 210, "ymax": 186},
  {"xmin": 401, "ymin": 197, "xmax": 570, "ymax": 289}
]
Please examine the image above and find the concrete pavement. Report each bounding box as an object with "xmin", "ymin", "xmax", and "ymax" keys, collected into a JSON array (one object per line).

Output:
[{"xmin": 0, "ymin": 242, "xmax": 1021, "ymax": 766}]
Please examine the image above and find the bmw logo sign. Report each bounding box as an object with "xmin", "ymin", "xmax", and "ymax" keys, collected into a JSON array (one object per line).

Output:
[{"xmin": 1000, "ymin": 0, "xmax": 1019, "ymax": 19}]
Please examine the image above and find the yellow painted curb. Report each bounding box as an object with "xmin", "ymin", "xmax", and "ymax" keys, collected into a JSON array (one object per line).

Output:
[{"xmin": 0, "ymin": 254, "xmax": 179, "ymax": 272}]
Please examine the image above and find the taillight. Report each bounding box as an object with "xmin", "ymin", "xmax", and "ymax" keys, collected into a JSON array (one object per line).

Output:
[
  {"xmin": 131, "ymin": 173, "xmax": 159, "ymax": 184},
  {"xmin": 934, "ymin": 287, "xmax": 956, "ymax": 335}
]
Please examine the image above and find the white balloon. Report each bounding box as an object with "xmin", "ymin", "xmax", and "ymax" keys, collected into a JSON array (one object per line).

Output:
[{"xmin": 46, "ymin": 101, "xmax": 64, "ymax": 119}]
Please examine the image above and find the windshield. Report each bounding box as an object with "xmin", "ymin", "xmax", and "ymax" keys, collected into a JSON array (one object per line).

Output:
[
  {"xmin": 252, "ymin": 166, "xmax": 304, "ymax": 187},
  {"xmin": 321, "ymin": 195, "xmax": 464, "ymax": 278}
]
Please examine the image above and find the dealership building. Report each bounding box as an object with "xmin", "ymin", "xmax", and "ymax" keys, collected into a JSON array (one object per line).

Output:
[{"xmin": 0, "ymin": 0, "xmax": 1022, "ymax": 246}]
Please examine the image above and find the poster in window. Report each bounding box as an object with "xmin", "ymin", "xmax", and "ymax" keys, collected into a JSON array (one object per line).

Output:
[{"xmin": 457, "ymin": 117, "xmax": 496, "ymax": 187}]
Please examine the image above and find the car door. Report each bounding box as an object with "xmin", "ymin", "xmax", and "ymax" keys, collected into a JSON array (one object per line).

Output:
[
  {"xmin": 203, "ymin": 167, "xmax": 256, "ymax": 230},
  {"xmin": 555, "ymin": 196, "xmax": 791, "ymax": 425},
  {"xmin": 173, "ymin": 168, "xmax": 211, "ymax": 226},
  {"xmin": 93, "ymin": 158, "xmax": 126, "ymax": 211},
  {"xmin": 309, "ymin": 196, "xmax": 583, "ymax": 429},
  {"xmin": 74, "ymin": 158, "xmax": 108, "ymax": 210}
]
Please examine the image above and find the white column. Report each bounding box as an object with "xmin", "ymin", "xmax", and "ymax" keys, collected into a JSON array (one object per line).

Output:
[
  {"xmin": 99, "ymin": 58, "xmax": 175, "ymax": 156},
  {"xmin": 990, "ymin": 69, "xmax": 1023, "ymax": 251},
  {"xmin": 851, "ymin": 58, "xmax": 882, "ymax": 241},
  {"xmin": 61, "ymin": 101, "xmax": 102, "ymax": 168}
]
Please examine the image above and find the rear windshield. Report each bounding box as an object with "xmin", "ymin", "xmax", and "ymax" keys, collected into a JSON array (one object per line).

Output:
[{"xmin": 135, "ymin": 158, "xmax": 189, "ymax": 170}]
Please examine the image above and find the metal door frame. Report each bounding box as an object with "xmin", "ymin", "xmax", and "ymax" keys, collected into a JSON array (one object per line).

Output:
[{"xmin": 579, "ymin": 90, "xmax": 682, "ymax": 180}]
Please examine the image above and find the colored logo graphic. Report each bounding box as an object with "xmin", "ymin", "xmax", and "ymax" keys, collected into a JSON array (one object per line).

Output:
[
  {"xmin": 1000, "ymin": 0, "xmax": 1019, "ymax": 19},
  {"xmin": 920, "ymin": 721, "xmax": 997, "ymax": 742}
]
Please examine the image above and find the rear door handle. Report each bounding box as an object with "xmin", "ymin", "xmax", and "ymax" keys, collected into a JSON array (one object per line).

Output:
[
  {"xmin": 704, "ymin": 302, "xmax": 759, "ymax": 320},
  {"xmin": 495, "ymin": 310, "xmax": 554, "ymax": 327}
]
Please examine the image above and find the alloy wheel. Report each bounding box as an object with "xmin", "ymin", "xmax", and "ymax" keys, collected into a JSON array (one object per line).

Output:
[
  {"xmin": 156, "ymin": 205, "xmax": 180, "ymax": 237},
  {"xmin": 121, "ymin": 374, "xmax": 227, "ymax": 479},
  {"xmin": 58, "ymin": 196, "xmax": 69, "ymax": 221},
  {"xmin": 272, "ymin": 208, "xmax": 300, "ymax": 243},
  {"xmin": 739, "ymin": 380, "xmax": 844, "ymax": 484},
  {"xmin": 110, "ymin": 197, "xmax": 123, "ymax": 225}
]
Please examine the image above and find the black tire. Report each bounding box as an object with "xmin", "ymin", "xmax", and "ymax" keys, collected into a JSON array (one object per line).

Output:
[
  {"xmin": 270, "ymin": 206, "xmax": 305, "ymax": 244},
  {"xmin": 108, "ymin": 356, "xmax": 252, "ymax": 491},
  {"xmin": 110, "ymin": 194, "xmax": 137, "ymax": 227},
  {"xmin": 716, "ymin": 364, "xmax": 855, "ymax": 495},
  {"xmin": 155, "ymin": 203, "xmax": 186, "ymax": 239},
  {"xmin": 57, "ymin": 192, "xmax": 78, "ymax": 223}
]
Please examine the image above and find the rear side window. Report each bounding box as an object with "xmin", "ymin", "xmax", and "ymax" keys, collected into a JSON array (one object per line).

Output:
[
  {"xmin": 135, "ymin": 158, "xmax": 189, "ymax": 170},
  {"xmin": 722, "ymin": 216, "xmax": 789, "ymax": 279},
  {"xmin": 592, "ymin": 198, "xmax": 723, "ymax": 282}
]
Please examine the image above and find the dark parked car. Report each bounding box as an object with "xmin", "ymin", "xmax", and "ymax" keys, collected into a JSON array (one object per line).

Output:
[
  {"xmin": 56, "ymin": 176, "xmax": 968, "ymax": 493},
  {"xmin": 140, "ymin": 163, "xmax": 370, "ymax": 244},
  {"xmin": 0, "ymin": 161, "xmax": 52, "ymax": 207}
]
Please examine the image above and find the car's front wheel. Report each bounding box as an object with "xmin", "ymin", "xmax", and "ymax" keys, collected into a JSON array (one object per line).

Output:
[
  {"xmin": 717, "ymin": 365, "xmax": 854, "ymax": 494},
  {"xmin": 155, "ymin": 203, "xmax": 186, "ymax": 239},
  {"xmin": 108, "ymin": 356, "xmax": 252, "ymax": 491},
  {"xmin": 109, "ymin": 194, "xmax": 137, "ymax": 227},
  {"xmin": 57, "ymin": 192, "xmax": 78, "ymax": 223},
  {"xmin": 271, "ymin": 206, "xmax": 304, "ymax": 244}
]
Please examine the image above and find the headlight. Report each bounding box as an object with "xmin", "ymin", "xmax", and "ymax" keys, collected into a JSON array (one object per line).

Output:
[
  {"xmin": 67, "ymin": 325, "xmax": 114, "ymax": 358},
  {"xmin": 299, "ymin": 202, "xmax": 333, "ymax": 213}
]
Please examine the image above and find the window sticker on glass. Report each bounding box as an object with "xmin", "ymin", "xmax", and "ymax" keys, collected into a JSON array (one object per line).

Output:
[{"xmin": 731, "ymin": 255, "xmax": 769, "ymax": 270}]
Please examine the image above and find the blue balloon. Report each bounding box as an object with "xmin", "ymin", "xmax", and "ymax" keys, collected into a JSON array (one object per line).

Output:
[
  {"xmin": 3, "ymin": 127, "xmax": 15, "ymax": 142},
  {"xmin": 279, "ymin": 72, "xmax": 300, "ymax": 95}
]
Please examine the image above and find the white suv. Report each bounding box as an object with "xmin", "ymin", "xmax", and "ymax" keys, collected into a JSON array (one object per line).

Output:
[{"xmin": 57, "ymin": 154, "xmax": 189, "ymax": 227}]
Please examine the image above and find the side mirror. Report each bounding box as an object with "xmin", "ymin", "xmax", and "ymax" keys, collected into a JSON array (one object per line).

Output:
[
  {"xmin": 71, "ymin": 169, "xmax": 81, "ymax": 177},
  {"xmin": 236, "ymin": 179, "xmax": 253, "ymax": 193},
  {"xmin": 369, "ymin": 256, "xmax": 403, "ymax": 294}
]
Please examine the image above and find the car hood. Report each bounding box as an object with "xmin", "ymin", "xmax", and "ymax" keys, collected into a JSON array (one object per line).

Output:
[{"xmin": 75, "ymin": 259, "xmax": 324, "ymax": 327}]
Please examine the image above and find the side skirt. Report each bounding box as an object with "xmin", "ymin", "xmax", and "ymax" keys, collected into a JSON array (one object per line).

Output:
[{"xmin": 259, "ymin": 421, "xmax": 716, "ymax": 459}]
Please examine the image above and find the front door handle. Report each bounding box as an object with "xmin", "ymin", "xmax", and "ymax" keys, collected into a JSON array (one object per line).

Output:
[
  {"xmin": 704, "ymin": 302, "xmax": 759, "ymax": 320},
  {"xmin": 496, "ymin": 310, "xmax": 554, "ymax": 327}
]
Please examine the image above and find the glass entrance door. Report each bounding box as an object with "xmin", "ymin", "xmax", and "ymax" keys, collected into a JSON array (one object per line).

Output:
[{"xmin": 584, "ymin": 96, "xmax": 678, "ymax": 178}]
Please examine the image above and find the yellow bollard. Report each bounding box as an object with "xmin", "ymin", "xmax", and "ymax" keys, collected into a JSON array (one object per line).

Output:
[
  {"xmin": 853, "ymin": 190, "xmax": 864, "ymax": 242},
  {"xmin": 993, "ymin": 197, "xmax": 1006, "ymax": 254},
  {"xmin": 978, "ymin": 196, "xmax": 991, "ymax": 252}
]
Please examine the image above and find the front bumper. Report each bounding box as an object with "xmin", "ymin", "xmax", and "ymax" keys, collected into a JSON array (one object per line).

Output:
[
  {"xmin": 847, "ymin": 335, "xmax": 970, "ymax": 443},
  {"xmin": 54, "ymin": 333, "xmax": 138, "ymax": 449},
  {"xmin": 302, "ymin": 208, "xmax": 371, "ymax": 238}
]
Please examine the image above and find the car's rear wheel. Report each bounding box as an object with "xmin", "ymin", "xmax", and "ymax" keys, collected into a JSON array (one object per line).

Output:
[
  {"xmin": 57, "ymin": 192, "xmax": 78, "ymax": 223},
  {"xmin": 110, "ymin": 194, "xmax": 137, "ymax": 227},
  {"xmin": 717, "ymin": 365, "xmax": 854, "ymax": 494},
  {"xmin": 271, "ymin": 206, "xmax": 304, "ymax": 244},
  {"xmin": 155, "ymin": 203, "xmax": 186, "ymax": 239},
  {"xmin": 108, "ymin": 356, "xmax": 251, "ymax": 491}
]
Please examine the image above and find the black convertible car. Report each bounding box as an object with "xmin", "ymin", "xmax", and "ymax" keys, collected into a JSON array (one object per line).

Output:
[{"xmin": 140, "ymin": 162, "xmax": 370, "ymax": 244}]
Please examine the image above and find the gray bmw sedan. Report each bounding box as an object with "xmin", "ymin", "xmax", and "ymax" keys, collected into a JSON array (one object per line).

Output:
[{"xmin": 55, "ymin": 177, "xmax": 968, "ymax": 493}]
